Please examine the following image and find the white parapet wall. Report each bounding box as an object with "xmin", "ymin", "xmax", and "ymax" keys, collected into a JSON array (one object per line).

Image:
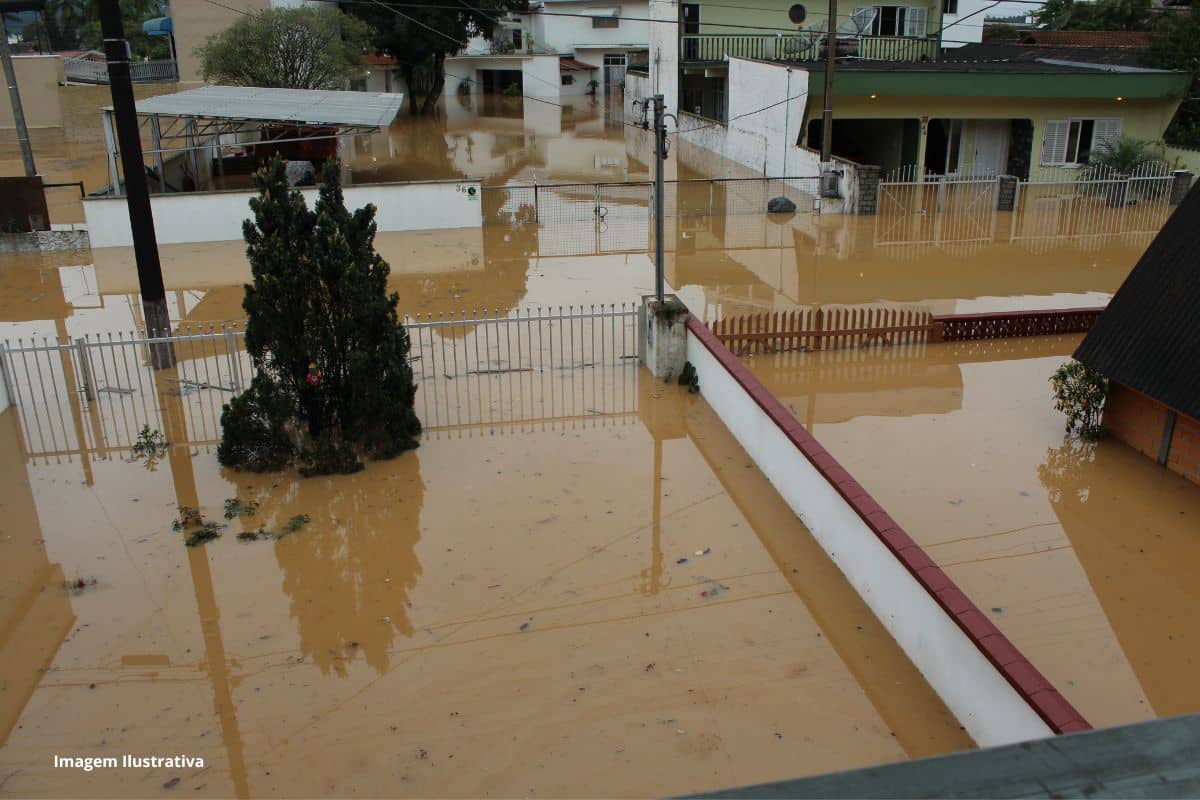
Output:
[
  {"xmin": 84, "ymin": 179, "xmax": 484, "ymax": 248},
  {"xmin": 684, "ymin": 316, "xmax": 1086, "ymax": 747}
]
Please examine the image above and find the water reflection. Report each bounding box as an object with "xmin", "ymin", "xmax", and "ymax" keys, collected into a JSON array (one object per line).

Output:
[
  {"xmin": 1038, "ymin": 437, "xmax": 1200, "ymax": 719},
  {"xmin": 231, "ymin": 458, "xmax": 426, "ymax": 677}
]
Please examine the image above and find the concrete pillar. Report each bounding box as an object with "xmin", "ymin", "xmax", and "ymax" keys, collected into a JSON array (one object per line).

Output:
[
  {"xmin": 856, "ymin": 165, "xmax": 881, "ymax": 215},
  {"xmin": 641, "ymin": 294, "xmax": 688, "ymax": 380},
  {"xmin": 1169, "ymin": 170, "xmax": 1194, "ymax": 205},
  {"xmin": 996, "ymin": 175, "xmax": 1018, "ymax": 212}
]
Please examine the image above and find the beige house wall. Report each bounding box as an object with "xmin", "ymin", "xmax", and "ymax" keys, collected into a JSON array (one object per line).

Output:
[
  {"xmin": 0, "ymin": 56, "xmax": 65, "ymax": 128},
  {"xmin": 171, "ymin": 0, "xmax": 271, "ymax": 84}
]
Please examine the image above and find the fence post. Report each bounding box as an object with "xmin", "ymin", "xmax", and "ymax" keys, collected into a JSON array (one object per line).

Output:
[
  {"xmin": 534, "ymin": 182, "xmax": 539, "ymax": 223},
  {"xmin": 1169, "ymin": 170, "xmax": 1194, "ymax": 205},
  {"xmin": 224, "ymin": 327, "xmax": 242, "ymax": 391},
  {"xmin": 0, "ymin": 343, "xmax": 11, "ymax": 411},
  {"xmin": 74, "ymin": 337, "xmax": 95, "ymax": 403}
]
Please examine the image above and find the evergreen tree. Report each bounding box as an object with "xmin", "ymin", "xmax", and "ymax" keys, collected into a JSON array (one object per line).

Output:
[{"xmin": 218, "ymin": 156, "xmax": 421, "ymax": 476}]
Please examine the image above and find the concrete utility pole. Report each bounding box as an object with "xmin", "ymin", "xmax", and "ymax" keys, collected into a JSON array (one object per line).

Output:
[
  {"xmin": 0, "ymin": 11, "xmax": 37, "ymax": 177},
  {"xmin": 98, "ymin": 0, "xmax": 175, "ymax": 367},
  {"xmin": 652, "ymin": 93, "xmax": 666, "ymax": 303},
  {"xmin": 820, "ymin": 0, "xmax": 837, "ymax": 162}
]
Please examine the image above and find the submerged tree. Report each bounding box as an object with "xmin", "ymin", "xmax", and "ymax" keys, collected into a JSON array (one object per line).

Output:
[{"xmin": 218, "ymin": 156, "xmax": 421, "ymax": 475}]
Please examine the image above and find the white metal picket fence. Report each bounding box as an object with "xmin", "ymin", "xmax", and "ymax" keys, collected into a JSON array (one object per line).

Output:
[{"xmin": 0, "ymin": 306, "xmax": 644, "ymax": 459}]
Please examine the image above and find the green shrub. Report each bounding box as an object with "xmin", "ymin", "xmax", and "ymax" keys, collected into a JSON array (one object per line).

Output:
[{"xmin": 1051, "ymin": 360, "xmax": 1109, "ymax": 441}]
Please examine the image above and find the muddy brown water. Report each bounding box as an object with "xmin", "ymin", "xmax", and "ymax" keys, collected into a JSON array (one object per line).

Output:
[
  {"xmin": 744, "ymin": 336, "xmax": 1200, "ymax": 730},
  {"xmin": 0, "ymin": 373, "xmax": 972, "ymax": 797}
]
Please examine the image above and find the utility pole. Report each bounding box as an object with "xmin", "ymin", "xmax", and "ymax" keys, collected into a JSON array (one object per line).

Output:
[
  {"xmin": 820, "ymin": 0, "xmax": 837, "ymax": 163},
  {"xmin": 652, "ymin": 93, "xmax": 666, "ymax": 303},
  {"xmin": 99, "ymin": 0, "xmax": 174, "ymax": 367},
  {"xmin": 0, "ymin": 10, "xmax": 37, "ymax": 177}
]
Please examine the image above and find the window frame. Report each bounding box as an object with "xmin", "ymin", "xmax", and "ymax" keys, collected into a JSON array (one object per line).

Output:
[
  {"xmin": 591, "ymin": 15, "xmax": 620, "ymax": 28},
  {"xmin": 1040, "ymin": 117, "xmax": 1122, "ymax": 167}
]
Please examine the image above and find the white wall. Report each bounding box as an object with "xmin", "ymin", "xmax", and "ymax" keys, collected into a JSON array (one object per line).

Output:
[
  {"xmin": 685, "ymin": 324, "xmax": 1056, "ymax": 748},
  {"xmin": 941, "ymin": 0, "xmax": 989, "ymax": 47},
  {"xmin": 444, "ymin": 55, "xmax": 562, "ymax": 101},
  {"xmin": 84, "ymin": 180, "xmax": 483, "ymax": 248},
  {"xmin": 530, "ymin": 0, "xmax": 651, "ymax": 52}
]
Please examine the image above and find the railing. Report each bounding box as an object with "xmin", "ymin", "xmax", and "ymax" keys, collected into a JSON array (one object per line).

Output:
[
  {"xmin": 63, "ymin": 57, "xmax": 179, "ymax": 84},
  {"xmin": 1, "ymin": 307, "xmax": 645, "ymax": 458},
  {"xmin": 403, "ymin": 305, "xmax": 642, "ymax": 433},
  {"xmin": 481, "ymin": 176, "xmax": 822, "ymax": 231},
  {"xmin": 679, "ymin": 33, "xmax": 938, "ymax": 63},
  {"xmin": 706, "ymin": 305, "xmax": 935, "ymax": 355}
]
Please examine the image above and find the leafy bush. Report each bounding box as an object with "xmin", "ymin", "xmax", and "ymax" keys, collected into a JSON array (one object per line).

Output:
[{"xmin": 1051, "ymin": 360, "xmax": 1109, "ymax": 441}]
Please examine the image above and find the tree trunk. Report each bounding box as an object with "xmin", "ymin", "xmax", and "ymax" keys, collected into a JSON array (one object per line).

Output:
[
  {"xmin": 402, "ymin": 64, "xmax": 419, "ymax": 116},
  {"xmin": 420, "ymin": 54, "xmax": 446, "ymax": 116}
]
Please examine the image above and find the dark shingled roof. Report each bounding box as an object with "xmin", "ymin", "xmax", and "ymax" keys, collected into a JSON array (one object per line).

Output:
[
  {"xmin": 1074, "ymin": 187, "xmax": 1200, "ymax": 420},
  {"xmin": 952, "ymin": 42, "xmax": 1147, "ymax": 68}
]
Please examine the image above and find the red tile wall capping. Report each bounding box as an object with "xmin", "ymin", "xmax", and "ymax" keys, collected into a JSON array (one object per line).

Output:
[{"xmin": 684, "ymin": 314, "xmax": 1092, "ymax": 735}]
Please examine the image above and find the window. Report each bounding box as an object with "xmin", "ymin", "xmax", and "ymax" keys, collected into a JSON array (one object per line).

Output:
[
  {"xmin": 561, "ymin": 73, "xmax": 575, "ymax": 85},
  {"xmin": 511, "ymin": 28, "xmax": 522, "ymax": 49},
  {"xmin": 603, "ymin": 53, "xmax": 626, "ymax": 65},
  {"xmin": 942, "ymin": 0, "xmax": 957, "ymax": 13},
  {"xmin": 856, "ymin": 5, "xmax": 928, "ymax": 37},
  {"xmin": 592, "ymin": 15, "xmax": 619, "ymax": 28},
  {"xmin": 1040, "ymin": 117, "xmax": 1122, "ymax": 166}
]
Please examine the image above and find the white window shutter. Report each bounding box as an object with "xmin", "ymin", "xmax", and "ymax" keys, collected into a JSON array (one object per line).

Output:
[
  {"xmin": 1041, "ymin": 120, "xmax": 1068, "ymax": 165},
  {"xmin": 1092, "ymin": 118, "xmax": 1122, "ymax": 152},
  {"xmin": 855, "ymin": 7, "xmax": 875, "ymax": 35},
  {"xmin": 905, "ymin": 6, "xmax": 927, "ymax": 36}
]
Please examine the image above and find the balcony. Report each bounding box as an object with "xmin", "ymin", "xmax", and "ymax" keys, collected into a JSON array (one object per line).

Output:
[
  {"xmin": 680, "ymin": 33, "xmax": 939, "ymax": 65},
  {"xmin": 63, "ymin": 56, "xmax": 179, "ymax": 84}
]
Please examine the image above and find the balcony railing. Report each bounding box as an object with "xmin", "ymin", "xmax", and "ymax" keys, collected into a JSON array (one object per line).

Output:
[
  {"xmin": 63, "ymin": 57, "xmax": 179, "ymax": 84},
  {"xmin": 680, "ymin": 33, "xmax": 939, "ymax": 64}
]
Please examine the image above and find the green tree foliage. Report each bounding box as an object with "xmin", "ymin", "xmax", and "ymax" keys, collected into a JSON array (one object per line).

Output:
[
  {"xmin": 1034, "ymin": 0, "xmax": 1152, "ymax": 31},
  {"xmin": 1146, "ymin": 5, "xmax": 1200, "ymax": 147},
  {"xmin": 1050, "ymin": 360, "xmax": 1110, "ymax": 441},
  {"xmin": 218, "ymin": 156, "xmax": 421, "ymax": 476},
  {"xmin": 346, "ymin": 0, "xmax": 528, "ymax": 115},
  {"xmin": 197, "ymin": 6, "xmax": 373, "ymax": 90}
]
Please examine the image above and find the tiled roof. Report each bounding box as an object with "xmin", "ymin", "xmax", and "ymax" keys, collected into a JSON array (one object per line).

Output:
[
  {"xmin": 559, "ymin": 56, "xmax": 597, "ymax": 71},
  {"xmin": 366, "ymin": 53, "xmax": 398, "ymax": 66},
  {"xmin": 952, "ymin": 42, "xmax": 1146, "ymax": 67}
]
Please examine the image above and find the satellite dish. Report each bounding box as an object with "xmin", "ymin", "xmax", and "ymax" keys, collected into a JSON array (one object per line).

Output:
[{"xmin": 788, "ymin": 4, "xmax": 807, "ymax": 24}]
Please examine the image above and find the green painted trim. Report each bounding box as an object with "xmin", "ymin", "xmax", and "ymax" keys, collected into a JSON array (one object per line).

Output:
[{"xmin": 803, "ymin": 68, "xmax": 1190, "ymax": 99}]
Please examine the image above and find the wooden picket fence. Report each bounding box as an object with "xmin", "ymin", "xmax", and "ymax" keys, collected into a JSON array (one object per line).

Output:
[{"xmin": 705, "ymin": 306, "xmax": 935, "ymax": 354}]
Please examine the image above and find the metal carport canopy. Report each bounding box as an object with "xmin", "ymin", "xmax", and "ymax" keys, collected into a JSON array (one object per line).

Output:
[{"xmin": 109, "ymin": 85, "xmax": 405, "ymax": 127}]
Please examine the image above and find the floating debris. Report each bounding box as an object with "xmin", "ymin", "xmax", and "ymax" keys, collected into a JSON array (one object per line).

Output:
[
  {"xmin": 63, "ymin": 576, "xmax": 98, "ymax": 594},
  {"xmin": 172, "ymin": 506, "xmax": 204, "ymax": 531},
  {"xmin": 695, "ymin": 547, "xmax": 712, "ymax": 556},
  {"xmin": 185, "ymin": 522, "xmax": 225, "ymax": 548},
  {"xmin": 223, "ymin": 497, "xmax": 260, "ymax": 519},
  {"xmin": 131, "ymin": 426, "xmax": 168, "ymax": 459},
  {"xmin": 278, "ymin": 514, "xmax": 312, "ymax": 537}
]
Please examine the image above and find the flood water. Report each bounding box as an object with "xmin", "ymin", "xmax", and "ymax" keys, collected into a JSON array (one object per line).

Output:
[
  {"xmin": 743, "ymin": 337, "xmax": 1200, "ymax": 730},
  {"xmin": 0, "ymin": 367, "xmax": 972, "ymax": 797}
]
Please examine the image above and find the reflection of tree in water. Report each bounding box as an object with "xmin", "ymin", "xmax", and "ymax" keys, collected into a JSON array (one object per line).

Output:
[
  {"xmin": 235, "ymin": 458, "xmax": 425, "ymax": 677},
  {"xmin": 1036, "ymin": 437, "xmax": 1097, "ymax": 505}
]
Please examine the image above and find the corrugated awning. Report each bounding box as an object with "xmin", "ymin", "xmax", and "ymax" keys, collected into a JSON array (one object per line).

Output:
[
  {"xmin": 559, "ymin": 57, "xmax": 598, "ymax": 71},
  {"xmin": 110, "ymin": 85, "xmax": 404, "ymax": 128},
  {"xmin": 142, "ymin": 16, "xmax": 173, "ymax": 36}
]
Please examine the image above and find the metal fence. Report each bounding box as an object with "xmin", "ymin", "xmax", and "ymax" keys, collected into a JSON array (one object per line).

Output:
[
  {"xmin": 876, "ymin": 175, "xmax": 1000, "ymax": 247},
  {"xmin": 1010, "ymin": 163, "xmax": 1174, "ymax": 246},
  {"xmin": 1, "ymin": 307, "xmax": 644, "ymax": 460},
  {"xmin": 404, "ymin": 305, "xmax": 642, "ymax": 433},
  {"xmin": 481, "ymin": 176, "xmax": 821, "ymax": 230},
  {"xmin": 63, "ymin": 57, "xmax": 179, "ymax": 84}
]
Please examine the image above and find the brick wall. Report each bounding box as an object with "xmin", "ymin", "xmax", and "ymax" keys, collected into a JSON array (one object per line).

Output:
[{"xmin": 1103, "ymin": 383, "xmax": 1200, "ymax": 487}]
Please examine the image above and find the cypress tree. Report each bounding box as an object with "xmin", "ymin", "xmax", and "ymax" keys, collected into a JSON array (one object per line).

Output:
[{"xmin": 218, "ymin": 156, "xmax": 421, "ymax": 475}]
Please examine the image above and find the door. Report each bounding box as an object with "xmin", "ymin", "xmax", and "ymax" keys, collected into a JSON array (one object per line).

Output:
[
  {"xmin": 682, "ymin": 4, "xmax": 700, "ymax": 60},
  {"xmin": 972, "ymin": 119, "xmax": 1009, "ymax": 176},
  {"xmin": 603, "ymin": 53, "xmax": 626, "ymax": 94}
]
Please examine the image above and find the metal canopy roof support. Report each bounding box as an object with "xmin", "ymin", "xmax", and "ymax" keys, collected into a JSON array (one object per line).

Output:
[
  {"xmin": 108, "ymin": 85, "xmax": 405, "ymax": 128},
  {"xmin": 101, "ymin": 85, "xmax": 406, "ymax": 195}
]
